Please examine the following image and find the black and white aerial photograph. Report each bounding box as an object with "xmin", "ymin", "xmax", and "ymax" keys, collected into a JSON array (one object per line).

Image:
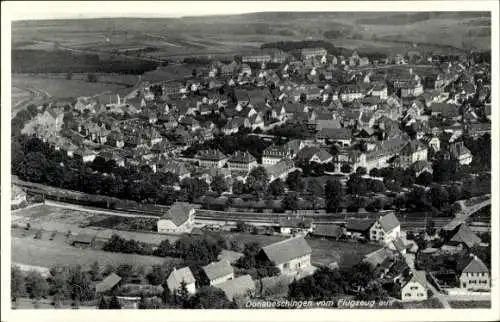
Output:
[{"xmin": 1, "ymin": 1, "xmax": 498, "ymax": 320}]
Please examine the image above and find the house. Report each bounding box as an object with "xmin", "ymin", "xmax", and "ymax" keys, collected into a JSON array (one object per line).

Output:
[
  {"xmin": 160, "ymin": 160, "xmax": 191, "ymax": 180},
  {"xmin": 262, "ymin": 145, "xmax": 293, "ymax": 166},
  {"xmin": 217, "ymin": 250, "xmax": 244, "ymax": 264},
  {"xmin": 420, "ymin": 134, "xmax": 441, "ymax": 152},
  {"xmin": 316, "ymin": 128, "xmax": 352, "ymax": 146},
  {"xmin": 227, "ymin": 151, "xmax": 258, "ymax": 172},
  {"xmin": 429, "ymin": 103, "xmax": 460, "ymax": 120},
  {"xmin": 295, "ymin": 147, "xmax": 333, "ymax": 164},
  {"xmin": 277, "ymin": 217, "xmax": 313, "ymax": 236},
  {"xmin": 167, "ymin": 266, "xmax": 196, "ymax": 295},
  {"xmin": 214, "ymin": 274, "xmax": 256, "ymax": 301},
  {"xmin": 346, "ymin": 220, "xmax": 374, "ymax": 239},
  {"xmin": 311, "ymin": 224, "xmax": 344, "ymax": 240},
  {"xmin": 448, "ymin": 140, "xmax": 473, "ymax": 165},
  {"xmin": 363, "ymin": 247, "xmax": 395, "ymax": 273},
  {"xmin": 95, "ymin": 273, "xmax": 122, "ymax": 294},
  {"xmin": 396, "ymin": 270, "xmax": 428, "ymax": 302},
  {"xmin": 201, "ymin": 260, "xmax": 234, "ymax": 286},
  {"xmin": 398, "ymin": 140, "xmax": 428, "ymax": 168},
  {"xmin": 258, "ymin": 237, "xmax": 313, "ymax": 276},
  {"xmin": 458, "ymin": 255, "xmax": 490, "ymax": 290},
  {"xmin": 267, "ymin": 159, "xmax": 297, "ymax": 182},
  {"xmin": 339, "ymin": 85, "xmax": 364, "ymax": 103},
  {"xmin": 196, "ymin": 149, "xmax": 228, "ymax": 168},
  {"xmin": 369, "ymin": 212, "xmax": 401, "ymax": 245},
  {"xmin": 300, "ymin": 47, "xmax": 327, "ymax": 59},
  {"xmin": 157, "ymin": 202, "xmax": 196, "ymax": 234},
  {"xmin": 71, "ymin": 234, "xmax": 95, "ymax": 248},
  {"xmin": 443, "ymin": 224, "xmax": 481, "ymax": 251},
  {"xmin": 409, "ymin": 160, "xmax": 433, "ymax": 177}
]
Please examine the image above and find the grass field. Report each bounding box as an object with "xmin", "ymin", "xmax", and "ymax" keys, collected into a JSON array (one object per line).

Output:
[
  {"xmin": 12, "ymin": 74, "xmax": 132, "ymax": 99},
  {"xmin": 12, "ymin": 204, "xmax": 179, "ymax": 245},
  {"xmin": 449, "ymin": 300, "xmax": 491, "ymax": 308},
  {"xmin": 306, "ymin": 237, "xmax": 380, "ymax": 268},
  {"xmin": 11, "ymin": 86, "xmax": 33, "ymax": 105},
  {"xmin": 12, "ymin": 236, "xmax": 177, "ymax": 269}
]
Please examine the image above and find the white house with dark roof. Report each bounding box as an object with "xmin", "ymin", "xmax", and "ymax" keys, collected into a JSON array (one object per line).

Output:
[
  {"xmin": 267, "ymin": 159, "xmax": 298, "ymax": 182},
  {"xmin": 262, "ymin": 145, "xmax": 293, "ymax": 166},
  {"xmin": 167, "ymin": 266, "xmax": 196, "ymax": 294},
  {"xmin": 458, "ymin": 255, "xmax": 490, "ymax": 290},
  {"xmin": 214, "ymin": 274, "xmax": 256, "ymax": 301},
  {"xmin": 157, "ymin": 202, "xmax": 195, "ymax": 234},
  {"xmin": 202, "ymin": 260, "xmax": 234, "ymax": 286},
  {"xmin": 196, "ymin": 149, "xmax": 228, "ymax": 168},
  {"xmin": 295, "ymin": 147, "xmax": 333, "ymax": 164},
  {"xmin": 396, "ymin": 270, "xmax": 428, "ymax": 302},
  {"xmin": 369, "ymin": 212, "xmax": 401, "ymax": 245},
  {"xmin": 258, "ymin": 237, "xmax": 313, "ymax": 277}
]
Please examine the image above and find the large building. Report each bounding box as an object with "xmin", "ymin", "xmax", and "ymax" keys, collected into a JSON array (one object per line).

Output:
[
  {"xmin": 196, "ymin": 149, "xmax": 229, "ymax": 168},
  {"xmin": 258, "ymin": 237, "xmax": 313, "ymax": 277},
  {"xmin": 300, "ymin": 47, "xmax": 327, "ymax": 59},
  {"xmin": 227, "ymin": 151, "xmax": 258, "ymax": 172},
  {"xmin": 369, "ymin": 212, "xmax": 401, "ymax": 245},
  {"xmin": 262, "ymin": 145, "xmax": 293, "ymax": 166},
  {"xmin": 202, "ymin": 260, "xmax": 234, "ymax": 286},
  {"xmin": 157, "ymin": 202, "xmax": 196, "ymax": 234}
]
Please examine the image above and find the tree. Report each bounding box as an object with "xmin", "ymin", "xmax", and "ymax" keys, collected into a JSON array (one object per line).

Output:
[
  {"xmin": 370, "ymin": 180, "xmax": 386, "ymax": 193},
  {"xmin": 25, "ymin": 271, "xmax": 49, "ymax": 300},
  {"xmin": 325, "ymin": 179, "xmax": 344, "ymax": 213},
  {"xmin": 50, "ymin": 266, "xmax": 70, "ymax": 306},
  {"xmin": 282, "ymin": 192, "xmax": 300, "ymax": 212},
  {"xmin": 87, "ymin": 73, "xmax": 98, "ymax": 83},
  {"xmin": 347, "ymin": 174, "xmax": 366, "ymax": 196},
  {"xmin": 341, "ymin": 164, "xmax": 352, "ymax": 174},
  {"xmin": 268, "ymin": 179, "xmax": 285, "ymax": 196},
  {"xmin": 186, "ymin": 286, "xmax": 236, "ymax": 309},
  {"xmin": 247, "ymin": 166, "xmax": 268, "ymax": 185},
  {"xmin": 116, "ymin": 264, "xmax": 134, "ymax": 281},
  {"xmin": 232, "ymin": 180, "xmax": 246, "ymax": 195},
  {"xmin": 356, "ymin": 167, "xmax": 367, "ymax": 176},
  {"xmin": 426, "ymin": 220, "xmax": 436, "ymax": 237},
  {"xmin": 98, "ymin": 296, "xmax": 109, "ymax": 309},
  {"xmin": 11, "ymin": 266, "xmax": 26, "ymax": 301},
  {"xmin": 429, "ymin": 185, "xmax": 449, "ymax": 209},
  {"xmin": 109, "ymin": 295, "xmax": 122, "ymax": 309},
  {"xmin": 416, "ymin": 171, "xmax": 433, "ymax": 186},
  {"xmin": 146, "ymin": 263, "xmax": 175, "ymax": 285},
  {"xmin": 306, "ymin": 178, "xmax": 324, "ymax": 196},
  {"xmin": 89, "ymin": 261, "xmax": 101, "ymax": 281},
  {"xmin": 210, "ymin": 175, "xmax": 228, "ymax": 195},
  {"xmin": 286, "ymin": 170, "xmax": 305, "ymax": 192},
  {"xmin": 369, "ymin": 168, "xmax": 380, "ymax": 177}
]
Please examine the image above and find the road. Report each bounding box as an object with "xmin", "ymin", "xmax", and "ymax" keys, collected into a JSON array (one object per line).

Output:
[{"xmin": 11, "ymin": 86, "xmax": 51, "ymax": 119}]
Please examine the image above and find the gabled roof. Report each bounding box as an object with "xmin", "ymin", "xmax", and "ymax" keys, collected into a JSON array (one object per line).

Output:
[
  {"xmin": 458, "ymin": 255, "xmax": 489, "ymax": 274},
  {"xmin": 295, "ymin": 147, "xmax": 333, "ymax": 163},
  {"xmin": 96, "ymin": 273, "xmax": 122, "ymax": 293},
  {"xmin": 402, "ymin": 270, "xmax": 427, "ymax": 289},
  {"xmin": 160, "ymin": 202, "xmax": 194, "ymax": 226},
  {"xmin": 315, "ymin": 119, "xmax": 342, "ymax": 130},
  {"xmin": 317, "ymin": 128, "xmax": 352, "ymax": 140},
  {"xmin": 363, "ymin": 247, "xmax": 394, "ymax": 268},
  {"xmin": 377, "ymin": 212, "xmax": 400, "ymax": 232},
  {"xmin": 400, "ymin": 140, "xmax": 427, "ymax": 156},
  {"xmin": 346, "ymin": 220, "xmax": 374, "ymax": 232},
  {"xmin": 196, "ymin": 149, "xmax": 228, "ymax": 161},
  {"xmin": 167, "ymin": 266, "xmax": 196, "ymax": 291},
  {"xmin": 449, "ymin": 224, "xmax": 481, "ymax": 248},
  {"xmin": 214, "ymin": 274, "xmax": 255, "ymax": 301},
  {"xmin": 260, "ymin": 237, "xmax": 312, "ymax": 265},
  {"xmin": 202, "ymin": 260, "xmax": 234, "ymax": 281},
  {"xmin": 228, "ymin": 151, "xmax": 256, "ymax": 164}
]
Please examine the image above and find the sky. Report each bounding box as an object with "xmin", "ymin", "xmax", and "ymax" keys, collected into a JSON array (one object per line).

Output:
[{"xmin": 3, "ymin": 1, "xmax": 493, "ymax": 21}]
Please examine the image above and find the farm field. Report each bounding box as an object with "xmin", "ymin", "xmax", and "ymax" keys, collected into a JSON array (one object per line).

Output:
[
  {"xmin": 11, "ymin": 86, "xmax": 33, "ymax": 105},
  {"xmin": 11, "ymin": 236, "xmax": 176, "ymax": 270},
  {"xmin": 12, "ymin": 204, "xmax": 179, "ymax": 244},
  {"xmin": 12, "ymin": 74, "xmax": 133, "ymax": 99}
]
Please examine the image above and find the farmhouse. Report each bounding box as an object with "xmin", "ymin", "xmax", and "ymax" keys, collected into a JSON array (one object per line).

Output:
[
  {"xmin": 201, "ymin": 260, "xmax": 234, "ymax": 286},
  {"xmin": 277, "ymin": 217, "xmax": 313, "ymax": 236},
  {"xmin": 442, "ymin": 224, "xmax": 481, "ymax": 251},
  {"xmin": 258, "ymin": 237, "xmax": 313, "ymax": 277},
  {"xmin": 369, "ymin": 212, "xmax": 401, "ymax": 245},
  {"xmin": 458, "ymin": 255, "xmax": 490, "ymax": 291},
  {"xmin": 167, "ymin": 266, "xmax": 197, "ymax": 295},
  {"xmin": 157, "ymin": 202, "xmax": 196, "ymax": 234},
  {"xmin": 346, "ymin": 220, "xmax": 374, "ymax": 239},
  {"xmin": 311, "ymin": 224, "xmax": 344, "ymax": 240},
  {"xmin": 215, "ymin": 274, "xmax": 256, "ymax": 301},
  {"xmin": 396, "ymin": 270, "xmax": 428, "ymax": 302},
  {"xmin": 71, "ymin": 234, "xmax": 95, "ymax": 248}
]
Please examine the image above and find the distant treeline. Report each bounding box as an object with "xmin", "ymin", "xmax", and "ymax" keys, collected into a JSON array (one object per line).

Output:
[{"xmin": 12, "ymin": 49, "xmax": 161, "ymax": 74}]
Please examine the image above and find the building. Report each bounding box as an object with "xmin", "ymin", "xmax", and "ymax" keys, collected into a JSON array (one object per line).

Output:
[
  {"xmin": 242, "ymin": 54, "xmax": 272, "ymax": 64},
  {"xmin": 339, "ymin": 85, "xmax": 364, "ymax": 103},
  {"xmin": 262, "ymin": 145, "xmax": 293, "ymax": 166},
  {"xmin": 363, "ymin": 247, "xmax": 395, "ymax": 273},
  {"xmin": 311, "ymin": 224, "xmax": 344, "ymax": 240},
  {"xmin": 398, "ymin": 140, "xmax": 428, "ymax": 168},
  {"xmin": 214, "ymin": 274, "xmax": 256, "ymax": 301},
  {"xmin": 346, "ymin": 220, "xmax": 374, "ymax": 239},
  {"xmin": 295, "ymin": 147, "xmax": 333, "ymax": 164},
  {"xmin": 167, "ymin": 266, "xmax": 196, "ymax": 295},
  {"xmin": 369, "ymin": 212, "xmax": 401, "ymax": 245},
  {"xmin": 448, "ymin": 140, "xmax": 473, "ymax": 165},
  {"xmin": 95, "ymin": 273, "xmax": 122, "ymax": 294},
  {"xmin": 71, "ymin": 234, "xmax": 95, "ymax": 248},
  {"xmin": 267, "ymin": 159, "xmax": 297, "ymax": 182},
  {"xmin": 277, "ymin": 217, "xmax": 313, "ymax": 236},
  {"xmin": 258, "ymin": 237, "xmax": 313, "ymax": 276},
  {"xmin": 196, "ymin": 149, "xmax": 228, "ymax": 168},
  {"xmin": 227, "ymin": 151, "xmax": 258, "ymax": 172},
  {"xmin": 458, "ymin": 255, "xmax": 490, "ymax": 291},
  {"xmin": 397, "ymin": 270, "xmax": 428, "ymax": 302},
  {"xmin": 157, "ymin": 202, "xmax": 196, "ymax": 234},
  {"xmin": 300, "ymin": 47, "xmax": 327, "ymax": 59},
  {"xmin": 443, "ymin": 224, "xmax": 481, "ymax": 251},
  {"xmin": 201, "ymin": 260, "xmax": 234, "ymax": 286},
  {"xmin": 316, "ymin": 128, "xmax": 352, "ymax": 146}
]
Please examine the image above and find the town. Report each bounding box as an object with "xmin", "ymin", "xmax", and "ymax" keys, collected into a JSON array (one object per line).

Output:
[{"xmin": 11, "ymin": 33, "xmax": 492, "ymax": 309}]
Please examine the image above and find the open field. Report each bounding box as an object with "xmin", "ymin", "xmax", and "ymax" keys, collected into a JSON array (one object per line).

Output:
[
  {"xmin": 12, "ymin": 74, "xmax": 132, "ymax": 99},
  {"xmin": 306, "ymin": 237, "xmax": 381, "ymax": 267},
  {"xmin": 12, "ymin": 12, "xmax": 490, "ymax": 65},
  {"xmin": 12, "ymin": 236, "xmax": 175, "ymax": 269},
  {"xmin": 11, "ymin": 204, "xmax": 179, "ymax": 244},
  {"xmin": 11, "ymin": 86, "xmax": 33, "ymax": 105}
]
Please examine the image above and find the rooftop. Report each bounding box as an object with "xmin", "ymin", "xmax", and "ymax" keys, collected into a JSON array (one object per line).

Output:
[{"xmin": 260, "ymin": 237, "xmax": 312, "ymax": 265}]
